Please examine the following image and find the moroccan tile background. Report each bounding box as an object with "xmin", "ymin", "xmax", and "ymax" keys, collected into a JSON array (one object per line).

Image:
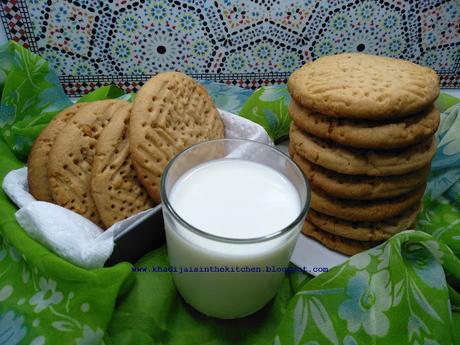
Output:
[{"xmin": 1, "ymin": 0, "xmax": 459, "ymax": 95}]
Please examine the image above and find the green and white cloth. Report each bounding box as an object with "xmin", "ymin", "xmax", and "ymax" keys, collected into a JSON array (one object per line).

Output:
[{"xmin": 1, "ymin": 41, "xmax": 460, "ymax": 344}]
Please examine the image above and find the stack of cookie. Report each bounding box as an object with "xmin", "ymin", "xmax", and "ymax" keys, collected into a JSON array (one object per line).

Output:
[
  {"xmin": 287, "ymin": 53, "xmax": 440, "ymax": 255},
  {"xmin": 28, "ymin": 72, "xmax": 224, "ymax": 228}
]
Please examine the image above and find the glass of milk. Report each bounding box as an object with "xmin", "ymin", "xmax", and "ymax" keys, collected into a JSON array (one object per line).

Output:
[{"xmin": 161, "ymin": 139, "xmax": 309, "ymax": 319}]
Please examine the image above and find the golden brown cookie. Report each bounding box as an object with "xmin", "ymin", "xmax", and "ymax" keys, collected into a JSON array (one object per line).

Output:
[
  {"xmin": 302, "ymin": 220, "xmax": 378, "ymax": 256},
  {"xmin": 48, "ymin": 100, "xmax": 125, "ymax": 226},
  {"xmin": 307, "ymin": 203, "xmax": 420, "ymax": 242},
  {"xmin": 290, "ymin": 123, "xmax": 436, "ymax": 176},
  {"xmin": 28, "ymin": 103, "xmax": 87, "ymax": 202},
  {"xmin": 290, "ymin": 148, "xmax": 430, "ymax": 200},
  {"xmin": 91, "ymin": 103, "xmax": 155, "ymax": 228},
  {"xmin": 310, "ymin": 185, "xmax": 425, "ymax": 222},
  {"xmin": 130, "ymin": 72, "xmax": 225, "ymax": 202},
  {"xmin": 289, "ymin": 101, "xmax": 440, "ymax": 149},
  {"xmin": 288, "ymin": 53, "xmax": 439, "ymax": 119}
]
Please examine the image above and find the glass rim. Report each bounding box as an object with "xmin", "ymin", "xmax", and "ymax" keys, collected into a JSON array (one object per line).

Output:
[{"xmin": 160, "ymin": 138, "xmax": 310, "ymax": 244}]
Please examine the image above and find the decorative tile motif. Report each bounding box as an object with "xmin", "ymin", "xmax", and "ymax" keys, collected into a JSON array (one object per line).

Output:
[
  {"xmin": 421, "ymin": 1, "xmax": 459, "ymax": 48},
  {"xmin": 46, "ymin": 2, "xmax": 95, "ymax": 55},
  {"xmin": 1, "ymin": 0, "xmax": 459, "ymax": 95}
]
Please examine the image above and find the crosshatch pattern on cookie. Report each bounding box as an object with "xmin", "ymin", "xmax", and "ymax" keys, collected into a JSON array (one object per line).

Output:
[
  {"xmin": 288, "ymin": 54, "xmax": 440, "ymax": 119},
  {"xmin": 129, "ymin": 72, "xmax": 224, "ymax": 202},
  {"xmin": 48, "ymin": 100, "xmax": 125, "ymax": 226},
  {"xmin": 91, "ymin": 103, "xmax": 155, "ymax": 228},
  {"xmin": 28, "ymin": 103, "xmax": 87, "ymax": 202}
]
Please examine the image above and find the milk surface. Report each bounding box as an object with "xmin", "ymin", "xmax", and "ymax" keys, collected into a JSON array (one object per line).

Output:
[
  {"xmin": 164, "ymin": 158, "xmax": 304, "ymax": 318},
  {"xmin": 170, "ymin": 158, "xmax": 301, "ymax": 239}
]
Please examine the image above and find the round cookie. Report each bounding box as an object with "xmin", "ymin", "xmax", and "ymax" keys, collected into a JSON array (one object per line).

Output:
[
  {"xmin": 91, "ymin": 103, "xmax": 155, "ymax": 228},
  {"xmin": 289, "ymin": 101, "xmax": 440, "ymax": 149},
  {"xmin": 288, "ymin": 53, "xmax": 439, "ymax": 119},
  {"xmin": 290, "ymin": 123, "xmax": 436, "ymax": 176},
  {"xmin": 290, "ymin": 148, "xmax": 430, "ymax": 200},
  {"xmin": 28, "ymin": 103, "xmax": 87, "ymax": 202},
  {"xmin": 48, "ymin": 100, "xmax": 125, "ymax": 226},
  {"xmin": 130, "ymin": 72, "xmax": 225, "ymax": 202},
  {"xmin": 307, "ymin": 203, "xmax": 420, "ymax": 242},
  {"xmin": 302, "ymin": 220, "xmax": 378, "ymax": 256},
  {"xmin": 310, "ymin": 185, "xmax": 425, "ymax": 222}
]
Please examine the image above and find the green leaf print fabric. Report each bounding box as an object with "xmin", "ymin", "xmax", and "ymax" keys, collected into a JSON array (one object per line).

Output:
[
  {"xmin": 77, "ymin": 85, "xmax": 126, "ymax": 104},
  {"xmin": 0, "ymin": 41, "xmax": 127, "ymax": 161},
  {"xmin": 107, "ymin": 247, "xmax": 311, "ymax": 345},
  {"xmin": 418, "ymin": 104, "xmax": 460, "ymax": 251},
  {"xmin": 0, "ymin": 42, "xmax": 134, "ymax": 344},
  {"xmin": 0, "ymin": 138, "xmax": 134, "ymax": 344},
  {"xmin": 0, "ymin": 42, "xmax": 73, "ymax": 161},
  {"xmin": 239, "ymin": 85, "xmax": 291, "ymax": 142},
  {"xmin": 275, "ymin": 231, "xmax": 458, "ymax": 345}
]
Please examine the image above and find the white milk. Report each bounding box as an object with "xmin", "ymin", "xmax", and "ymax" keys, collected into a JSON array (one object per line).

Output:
[{"xmin": 164, "ymin": 158, "xmax": 303, "ymax": 319}]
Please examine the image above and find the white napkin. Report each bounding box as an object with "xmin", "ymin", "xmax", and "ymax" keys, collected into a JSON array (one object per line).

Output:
[
  {"xmin": 3, "ymin": 167, "xmax": 163, "ymax": 269},
  {"xmin": 220, "ymin": 110, "xmax": 272, "ymax": 145},
  {"xmin": 16, "ymin": 200, "xmax": 113, "ymax": 268},
  {"xmin": 2, "ymin": 110, "xmax": 272, "ymax": 269}
]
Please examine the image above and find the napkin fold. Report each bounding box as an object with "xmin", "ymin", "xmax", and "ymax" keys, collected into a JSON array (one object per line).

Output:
[
  {"xmin": 16, "ymin": 200, "xmax": 112, "ymax": 268},
  {"xmin": 2, "ymin": 110, "xmax": 272, "ymax": 269}
]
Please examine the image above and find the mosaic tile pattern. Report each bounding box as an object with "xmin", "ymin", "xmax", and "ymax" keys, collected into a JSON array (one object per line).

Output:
[{"xmin": 1, "ymin": 0, "xmax": 459, "ymax": 95}]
